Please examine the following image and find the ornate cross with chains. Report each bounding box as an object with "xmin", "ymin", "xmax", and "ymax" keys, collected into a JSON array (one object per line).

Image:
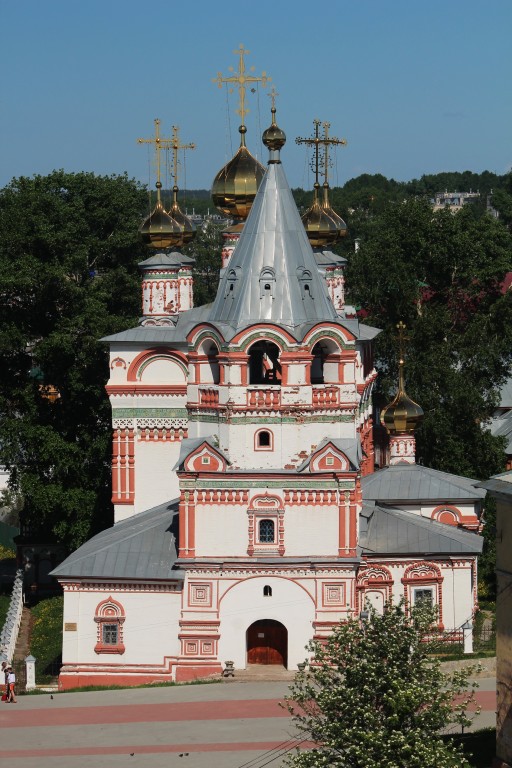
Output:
[{"xmin": 212, "ymin": 44, "xmax": 271, "ymax": 126}]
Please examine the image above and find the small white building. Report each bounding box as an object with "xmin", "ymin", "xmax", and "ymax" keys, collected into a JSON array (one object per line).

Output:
[{"xmin": 52, "ymin": 114, "xmax": 483, "ymax": 689}]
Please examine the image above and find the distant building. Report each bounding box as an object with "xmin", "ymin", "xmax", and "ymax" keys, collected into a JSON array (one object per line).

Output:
[
  {"xmin": 478, "ymin": 472, "xmax": 512, "ymax": 768},
  {"xmin": 490, "ymin": 378, "xmax": 512, "ymax": 471},
  {"xmin": 432, "ymin": 190, "xmax": 480, "ymax": 211}
]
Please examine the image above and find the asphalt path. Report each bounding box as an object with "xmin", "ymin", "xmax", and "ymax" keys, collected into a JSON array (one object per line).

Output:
[{"xmin": 0, "ymin": 678, "xmax": 496, "ymax": 768}]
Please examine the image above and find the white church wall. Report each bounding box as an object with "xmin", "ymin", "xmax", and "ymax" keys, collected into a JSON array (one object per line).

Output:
[
  {"xmin": 62, "ymin": 587, "xmax": 181, "ymax": 666},
  {"xmin": 285, "ymin": 506, "xmax": 339, "ymax": 556},
  {"xmin": 134, "ymin": 440, "xmax": 181, "ymax": 512},
  {"xmin": 218, "ymin": 575, "xmax": 316, "ymax": 669},
  {"xmin": 195, "ymin": 504, "xmax": 247, "ymax": 557}
]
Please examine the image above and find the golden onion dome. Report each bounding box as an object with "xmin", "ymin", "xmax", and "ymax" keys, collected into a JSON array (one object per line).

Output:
[
  {"xmin": 262, "ymin": 105, "xmax": 286, "ymax": 152},
  {"xmin": 380, "ymin": 357, "xmax": 424, "ymax": 435},
  {"xmin": 168, "ymin": 186, "xmax": 196, "ymax": 246},
  {"xmin": 139, "ymin": 183, "xmax": 182, "ymax": 249},
  {"xmin": 301, "ymin": 182, "xmax": 340, "ymax": 247},
  {"xmin": 322, "ymin": 182, "xmax": 347, "ymax": 240},
  {"xmin": 211, "ymin": 125, "xmax": 265, "ymax": 220}
]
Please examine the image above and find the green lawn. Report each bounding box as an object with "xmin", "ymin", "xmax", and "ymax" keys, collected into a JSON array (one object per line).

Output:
[{"xmin": 29, "ymin": 596, "xmax": 63, "ymax": 683}]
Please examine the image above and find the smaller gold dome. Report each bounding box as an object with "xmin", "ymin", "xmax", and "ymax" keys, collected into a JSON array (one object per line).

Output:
[
  {"xmin": 262, "ymin": 106, "xmax": 286, "ymax": 151},
  {"xmin": 380, "ymin": 358, "xmax": 424, "ymax": 435},
  {"xmin": 139, "ymin": 192, "xmax": 182, "ymax": 250},
  {"xmin": 301, "ymin": 183, "xmax": 340, "ymax": 247},
  {"xmin": 211, "ymin": 126, "xmax": 265, "ymax": 220},
  {"xmin": 168, "ymin": 186, "xmax": 196, "ymax": 246},
  {"xmin": 322, "ymin": 182, "xmax": 347, "ymax": 240}
]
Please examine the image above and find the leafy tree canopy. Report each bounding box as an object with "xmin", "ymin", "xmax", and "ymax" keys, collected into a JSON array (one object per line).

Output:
[
  {"xmin": 0, "ymin": 171, "xmax": 148, "ymax": 549},
  {"xmin": 345, "ymin": 197, "xmax": 512, "ymax": 480},
  {"xmin": 285, "ymin": 602, "xmax": 479, "ymax": 768}
]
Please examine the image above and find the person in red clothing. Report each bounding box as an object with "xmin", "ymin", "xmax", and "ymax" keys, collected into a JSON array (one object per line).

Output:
[{"xmin": 6, "ymin": 666, "xmax": 16, "ymax": 703}]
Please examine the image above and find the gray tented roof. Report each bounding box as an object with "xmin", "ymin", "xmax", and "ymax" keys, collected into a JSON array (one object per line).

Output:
[
  {"xmin": 362, "ymin": 464, "xmax": 485, "ymax": 503},
  {"xmin": 359, "ymin": 502, "xmax": 483, "ymax": 555},
  {"xmin": 50, "ymin": 500, "xmax": 182, "ymax": 581},
  {"xmin": 208, "ymin": 160, "xmax": 338, "ymax": 331}
]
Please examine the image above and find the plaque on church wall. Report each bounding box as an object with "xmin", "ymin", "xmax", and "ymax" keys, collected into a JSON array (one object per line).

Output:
[
  {"xmin": 258, "ymin": 633, "xmax": 265, "ymax": 638},
  {"xmin": 65, "ymin": 623, "xmax": 77, "ymax": 632}
]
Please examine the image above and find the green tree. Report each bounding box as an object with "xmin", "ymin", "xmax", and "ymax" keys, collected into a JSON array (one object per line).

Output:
[
  {"xmin": 185, "ymin": 218, "xmax": 223, "ymax": 305},
  {"xmin": 285, "ymin": 603, "xmax": 479, "ymax": 768},
  {"xmin": 0, "ymin": 170, "xmax": 148, "ymax": 550},
  {"xmin": 346, "ymin": 198, "xmax": 512, "ymax": 480}
]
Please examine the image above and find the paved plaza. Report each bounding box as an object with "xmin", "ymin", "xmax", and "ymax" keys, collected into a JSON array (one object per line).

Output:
[{"xmin": 0, "ymin": 677, "xmax": 496, "ymax": 768}]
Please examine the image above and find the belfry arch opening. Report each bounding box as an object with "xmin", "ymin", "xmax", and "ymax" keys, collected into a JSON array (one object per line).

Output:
[
  {"xmin": 248, "ymin": 341, "xmax": 282, "ymax": 385},
  {"xmin": 197, "ymin": 339, "xmax": 220, "ymax": 385},
  {"xmin": 311, "ymin": 338, "xmax": 341, "ymax": 385},
  {"xmin": 246, "ymin": 619, "xmax": 287, "ymax": 666}
]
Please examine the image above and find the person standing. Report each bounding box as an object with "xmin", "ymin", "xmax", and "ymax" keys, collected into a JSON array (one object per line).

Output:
[
  {"xmin": 1, "ymin": 661, "xmax": 8, "ymax": 700},
  {"xmin": 6, "ymin": 666, "xmax": 16, "ymax": 703}
]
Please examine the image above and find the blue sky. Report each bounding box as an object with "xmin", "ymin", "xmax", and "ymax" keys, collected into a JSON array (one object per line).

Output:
[{"xmin": 1, "ymin": 0, "xmax": 510, "ymax": 193}]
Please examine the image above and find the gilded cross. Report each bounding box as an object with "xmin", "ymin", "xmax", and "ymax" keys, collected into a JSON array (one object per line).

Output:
[
  {"xmin": 321, "ymin": 121, "xmax": 347, "ymax": 186},
  {"xmin": 212, "ymin": 44, "xmax": 271, "ymax": 126},
  {"xmin": 296, "ymin": 120, "xmax": 347, "ymax": 188},
  {"xmin": 168, "ymin": 125, "xmax": 196, "ymax": 188},
  {"xmin": 137, "ymin": 119, "xmax": 172, "ymax": 197}
]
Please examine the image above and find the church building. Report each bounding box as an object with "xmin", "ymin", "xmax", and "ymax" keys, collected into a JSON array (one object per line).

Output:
[{"xmin": 52, "ymin": 53, "xmax": 484, "ymax": 689}]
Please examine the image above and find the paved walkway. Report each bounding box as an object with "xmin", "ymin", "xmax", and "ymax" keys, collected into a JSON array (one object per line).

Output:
[{"xmin": 0, "ymin": 678, "xmax": 496, "ymax": 768}]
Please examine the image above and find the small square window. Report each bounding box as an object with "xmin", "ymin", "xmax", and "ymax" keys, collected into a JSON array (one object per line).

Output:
[
  {"xmin": 325, "ymin": 456, "xmax": 334, "ymax": 466},
  {"xmin": 202, "ymin": 456, "xmax": 210, "ymax": 465}
]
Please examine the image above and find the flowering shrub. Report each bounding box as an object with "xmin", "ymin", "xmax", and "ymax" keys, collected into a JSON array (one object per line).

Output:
[{"xmin": 285, "ymin": 601, "xmax": 479, "ymax": 768}]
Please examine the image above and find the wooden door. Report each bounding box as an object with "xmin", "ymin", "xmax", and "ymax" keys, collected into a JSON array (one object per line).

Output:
[{"xmin": 247, "ymin": 620, "xmax": 287, "ymax": 666}]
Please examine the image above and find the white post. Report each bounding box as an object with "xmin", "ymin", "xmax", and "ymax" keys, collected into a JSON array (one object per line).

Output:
[
  {"xmin": 25, "ymin": 655, "xmax": 36, "ymax": 690},
  {"xmin": 462, "ymin": 621, "xmax": 473, "ymax": 654}
]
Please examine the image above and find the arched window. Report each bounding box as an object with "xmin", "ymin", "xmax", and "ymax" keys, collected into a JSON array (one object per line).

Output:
[
  {"xmin": 259, "ymin": 268, "xmax": 276, "ymax": 298},
  {"xmin": 258, "ymin": 431, "xmax": 270, "ymax": 447},
  {"xmin": 258, "ymin": 519, "xmax": 275, "ymax": 544},
  {"xmin": 255, "ymin": 429, "xmax": 273, "ymax": 451},
  {"xmin": 263, "ymin": 585, "xmax": 272, "ymax": 597},
  {"xmin": 94, "ymin": 596, "xmax": 126, "ymax": 655}
]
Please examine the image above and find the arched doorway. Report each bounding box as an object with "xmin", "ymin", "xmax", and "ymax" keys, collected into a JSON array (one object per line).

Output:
[{"xmin": 246, "ymin": 619, "xmax": 287, "ymax": 666}]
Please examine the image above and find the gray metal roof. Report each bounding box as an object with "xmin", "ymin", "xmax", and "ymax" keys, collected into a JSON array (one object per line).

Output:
[
  {"xmin": 208, "ymin": 159, "xmax": 338, "ymax": 331},
  {"xmin": 498, "ymin": 376, "xmax": 512, "ymax": 408},
  {"xmin": 359, "ymin": 501, "xmax": 483, "ymax": 555},
  {"xmin": 338, "ymin": 316, "xmax": 381, "ymax": 341},
  {"xmin": 489, "ymin": 414, "xmax": 512, "ymax": 453},
  {"xmin": 477, "ymin": 471, "xmax": 512, "ymax": 500},
  {"xmin": 51, "ymin": 500, "xmax": 182, "ymax": 581},
  {"xmin": 362, "ymin": 464, "xmax": 486, "ymax": 503},
  {"xmin": 138, "ymin": 251, "xmax": 195, "ymax": 269},
  {"xmin": 101, "ymin": 303, "xmax": 213, "ymax": 344},
  {"xmin": 314, "ymin": 249, "xmax": 347, "ymax": 267}
]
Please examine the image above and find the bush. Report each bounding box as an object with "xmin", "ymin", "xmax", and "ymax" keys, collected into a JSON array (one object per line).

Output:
[{"xmin": 30, "ymin": 596, "xmax": 63, "ymax": 683}]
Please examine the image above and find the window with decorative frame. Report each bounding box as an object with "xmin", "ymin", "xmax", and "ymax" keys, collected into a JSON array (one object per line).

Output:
[
  {"xmin": 247, "ymin": 495, "xmax": 285, "ymax": 556},
  {"xmin": 94, "ymin": 596, "xmax": 126, "ymax": 654}
]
